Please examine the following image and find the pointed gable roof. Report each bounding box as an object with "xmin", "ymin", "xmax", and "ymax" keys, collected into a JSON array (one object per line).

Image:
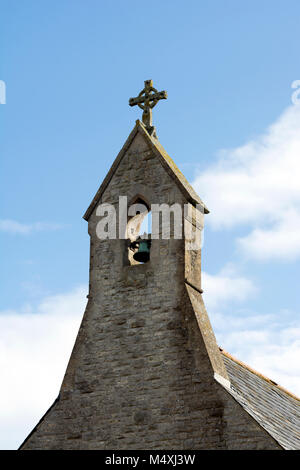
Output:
[{"xmin": 83, "ymin": 120, "xmax": 209, "ymax": 221}]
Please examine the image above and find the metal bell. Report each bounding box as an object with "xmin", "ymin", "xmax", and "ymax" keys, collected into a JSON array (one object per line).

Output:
[{"xmin": 133, "ymin": 240, "xmax": 151, "ymax": 263}]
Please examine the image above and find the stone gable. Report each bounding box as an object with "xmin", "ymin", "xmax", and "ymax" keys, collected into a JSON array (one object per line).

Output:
[{"xmin": 20, "ymin": 123, "xmax": 283, "ymax": 450}]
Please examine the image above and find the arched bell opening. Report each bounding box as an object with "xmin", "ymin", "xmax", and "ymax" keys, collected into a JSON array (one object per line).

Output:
[{"xmin": 127, "ymin": 197, "xmax": 151, "ymax": 265}]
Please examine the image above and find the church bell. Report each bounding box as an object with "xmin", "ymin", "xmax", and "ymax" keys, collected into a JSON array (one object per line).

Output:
[{"xmin": 132, "ymin": 240, "xmax": 151, "ymax": 263}]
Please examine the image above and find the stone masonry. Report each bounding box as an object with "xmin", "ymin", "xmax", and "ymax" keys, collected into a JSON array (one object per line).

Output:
[{"xmin": 20, "ymin": 121, "xmax": 282, "ymax": 449}]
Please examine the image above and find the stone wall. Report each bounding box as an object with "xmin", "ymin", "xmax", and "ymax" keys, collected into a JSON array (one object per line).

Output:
[{"xmin": 21, "ymin": 128, "xmax": 281, "ymax": 450}]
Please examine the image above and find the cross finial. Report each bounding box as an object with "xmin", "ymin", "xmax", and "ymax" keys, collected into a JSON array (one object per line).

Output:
[{"xmin": 129, "ymin": 80, "xmax": 167, "ymax": 137}]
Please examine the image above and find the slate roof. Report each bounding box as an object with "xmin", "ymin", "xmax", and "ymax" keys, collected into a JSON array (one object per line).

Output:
[{"xmin": 218, "ymin": 348, "xmax": 300, "ymax": 450}]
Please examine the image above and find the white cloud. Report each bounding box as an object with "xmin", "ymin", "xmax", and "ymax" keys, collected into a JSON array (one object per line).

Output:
[
  {"xmin": 202, "ymin": 264, "xmax": 257, "ymax": 311},
  {"xmin": 0, "ymin": 219, "xmax": 64, "ymax": 235},
  {"xmin": 193, "ymin": 104, "xmax": 300, "ymax": 260},
  {"xmin": 0, "ymin": 286, "xmax": 87, "ymax": 450},
  {"xmin": 237, "ymin": 208, "xmax": 300, "ymax": 260}
]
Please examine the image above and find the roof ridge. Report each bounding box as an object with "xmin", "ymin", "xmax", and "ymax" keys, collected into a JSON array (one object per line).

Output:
[{"xmin": 219, "ymin": 347, "xmax": 300, "ymax": 402}]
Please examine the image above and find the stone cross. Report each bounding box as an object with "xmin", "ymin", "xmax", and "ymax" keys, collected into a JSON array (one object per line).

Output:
[{"xmin": 129, "ymin": 80, "xmax": 167, "ymax": 135}]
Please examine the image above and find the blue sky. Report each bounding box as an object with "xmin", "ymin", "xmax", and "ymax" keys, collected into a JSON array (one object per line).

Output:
[{"xmin": 1, "ymin": 0, "xmax": 300, "ymax": 449}]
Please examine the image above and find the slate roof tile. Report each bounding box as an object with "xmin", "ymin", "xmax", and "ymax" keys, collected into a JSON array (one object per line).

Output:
[{"xmin": 219, "ymin": 348, "xmax": 300, "ymax": 450}]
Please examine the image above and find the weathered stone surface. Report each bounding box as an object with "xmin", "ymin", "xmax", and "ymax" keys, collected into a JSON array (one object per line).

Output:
[{"xmin": 20, "ymin": 122, "xmax": 281, "ymax": 450}]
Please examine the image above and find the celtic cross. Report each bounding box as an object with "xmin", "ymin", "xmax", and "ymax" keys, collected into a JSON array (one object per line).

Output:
[{"xmin": 129, "ymin": 80, "xmax": 167, "ymax": 136}]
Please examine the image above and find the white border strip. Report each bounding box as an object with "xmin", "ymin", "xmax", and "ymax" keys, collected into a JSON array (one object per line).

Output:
[{"xmin": 214, "ymin": 372, "xmax": 231, "ymax": 390}]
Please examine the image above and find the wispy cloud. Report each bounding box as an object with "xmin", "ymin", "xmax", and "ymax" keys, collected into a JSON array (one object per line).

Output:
[
  {"xmin": 193, "ymin": 104, "xmax": 300, "ymax": 261},
  {"xmin": 0, "ymin": 219, "xmax": 65, "ymax": 235},
  {"xmin": 0, "ymin": 286, "xmax": 87, "ymax": 449},
  {"xmin": 202, "ymin": 264, "xmax": 257, "ymax": 311},
  {"xmin": 237, "ymin": 209, "xmax": 300, "ymax": 260}
]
